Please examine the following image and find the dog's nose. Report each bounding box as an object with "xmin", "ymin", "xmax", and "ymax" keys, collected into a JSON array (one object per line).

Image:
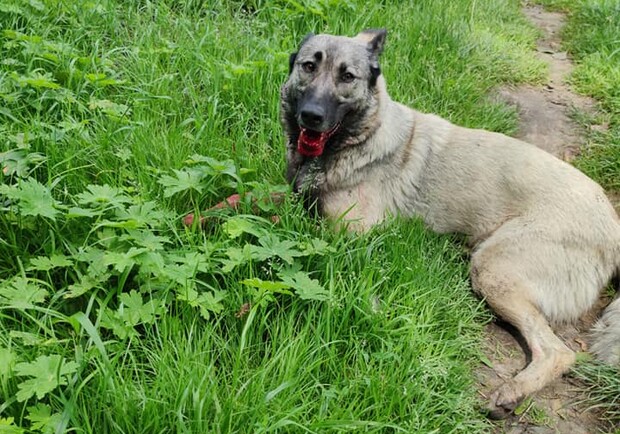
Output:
[{"xmin": 300, "ymin": 105, "xmax": 325, "ymax": 129}]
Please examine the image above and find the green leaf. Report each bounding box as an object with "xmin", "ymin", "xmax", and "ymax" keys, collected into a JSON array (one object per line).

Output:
[
  {"xmin": 220, "ymin": 244, "xmax": 258, "ymax": 272},
  {"xmin": 0, "ymin": 347, "xmax": 17, "ymax": 379},
  {"xmin": 1, "ymin": 157, "xmax": 29, "ymax": 178},
  {"xmin": 73, "ymin": 248, "xmax": 110, "ymax": 281},
  {"xmin": 241, "ymin": 278, "xmax": 293, "ymax": 306},
  {"xmin": 0, "ymin": 184, "xmax": 17, "ymax": 201},
  {"xmin": 121, "ymin": 229, "xmax": 170, "ymax": 251},
  {"xmin": 0, "ymin": 4, "xmax": 25, "ymax": 15},
  {"xmin": 100, "ymin": 291, "xmax": 166, "ymax": 339},
  {"xmin": 300, "ymin": 238, "xmax": 335, "ymax": 256},
  {"xmin": 0, "ymin": 149, "xmax": 46, "ymax": 178},
  {"xmin": 0, "ymin": 417, "xmax": 24, "ymax": 434},
  {"xmin": 96, "ymin": 227, "xmax": 119, "ymax": 248},
  {"xmin": 3, "ymin": 30, "xmax": 40, "ymax": 43},
  {"xmin": 77, "ymin": 184, "xmax": 131, "ymax": 209},
  {"xmin": 14, "ymin": 355, "xmax": 78, "ymax": 402},
  {"xmin": 219, "ymin": 237, "xmax": 304, "ymax": 271},
  {"xmin": 27, "ymin": 254, "xmax": 72, "ymax": 271},
  {"xmin": 26, "ymin": 404, "xmax": 62, "ymax": 434},
  {"xmin": 196, "ymin": 290, "xmax": 225, "ymax": 320},
  {"xmin": 134, "ymin": 251, "xmax": 166, "ymax": 276},
  {"xmin": 85, "ymin": 73, "xmax": 126, "ymax": 87},
  {"xmin": 254, "ymin": 234, "xmax": 303, "ymax": 264},
  {"xmin": 0, "ymin": 277, "xmax": 48, "ymax": 308},
  {"xmin": 158, "ymin": 168, "xmax": 206, "ymax": 197},
  {"xmin": 97, "ymin": 218, "xmax": 142, "ymax": 230},
  {"xmin": 88, "ymin": 98, "xmax": 131, "ymax": 118},
  {"xmin": 278, "ymin": 270, "xmax": 330, "ymax": 301},
  {"xmin": 66, "ymin": 206, "xmax": 100, "ymax": 218},
  {"xmin": 9, "ymin": 331, "xmax": 46, "ymax": 346},
  {"xmin": 14, "ymin": 178, "xmax": 60, "ymax": 220},
  {"xmin": 204, "ymin": 157, "xmax": 241, "ymax": 183},
  {"xmin": 12, "ymin": 71, "xmax": 60, "ymax": 89},
  {"xmin": 118, "ymin": 290, "xmax": 166, "ymax": 326},
  {"xmin": 176, "ymin": 287, "xmax": 225, "ymax": 320},
  {"xmin": 27, "ymin": 0, "xmax": 46, "ymax": 12},
  {"xmin": 162, "ymin": 252, "xmax": 211, "ymax": 286},
  {"xmin": 114, "ymin": 202, "xmax": 167, "ymax": 228},
  {"xmin": 102, "ymin": 247, "xmax": 147, "ymax": 273},
  {"xmin": 65, "ymin": 274, "xmax": 105, "ymax": 299},
  {"xmin": 222, "ymin": 216, "xmax": 266, "ymax": 239},
  {"xmin": 99, "ymin": 307, "xmax": 136, "ymax": 339},
  {"xmin": 241, "ymin": 278, "xmax": 292, "ymax": 294},
  {"xmin": 187, "ymin": 154, "xmax": 240, "ymax": 181}
]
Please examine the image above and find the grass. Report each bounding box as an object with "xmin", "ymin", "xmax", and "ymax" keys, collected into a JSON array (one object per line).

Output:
[
  {"xmin": 573, "ymin": 361, "xmax": 620, "ymax": 428},
  {"xmin": 561, "ymin": 0, "xmax": 620, "ymax": 191},
  {"xmin": 65, "ymin": 223, "xmax": 489, "ymax": 433},
  {"xmin": 528, "ymin": 0, "xmax": 620, "ymax": 188},
  {"xmin": 0, "ymin": 0, "xmax": 552, "ymax": 432}
]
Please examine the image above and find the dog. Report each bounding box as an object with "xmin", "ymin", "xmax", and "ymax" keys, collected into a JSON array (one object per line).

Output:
[{"xmin": 280, "ymin": 29, "xmax": 620, "ymax": 418}]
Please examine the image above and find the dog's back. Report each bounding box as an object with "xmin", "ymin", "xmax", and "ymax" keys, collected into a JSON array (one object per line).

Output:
[{"xmin": 404, "ymin": 112, "xmax": 620, "ymax": 243}]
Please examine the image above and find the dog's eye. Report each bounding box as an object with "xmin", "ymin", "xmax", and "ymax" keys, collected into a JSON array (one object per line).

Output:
[
  {"xmin": 301, "ymin": 62, "xmax": 316, "ymax": 73},
  {"xmin": 341, "ymin": 72, "xmax": 355, "ymax": 83}
]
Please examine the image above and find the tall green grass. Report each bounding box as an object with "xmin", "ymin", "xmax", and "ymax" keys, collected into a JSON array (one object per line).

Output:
[
  {"xmin": 535, "ymin": 0, "xmax": 620, "ymax": 191},
  {"xmin": 0, "ymin": 0, "xmax": 545, "ymax": 432},
  {"xmin": 562, "ymin": 0, "xmax": 620, "ymax": 191}
]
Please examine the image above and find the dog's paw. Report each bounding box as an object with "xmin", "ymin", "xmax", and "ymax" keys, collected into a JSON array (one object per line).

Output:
[{"xmin": 485, "ymin": 382, "xmax": 524, "ymax": 420}]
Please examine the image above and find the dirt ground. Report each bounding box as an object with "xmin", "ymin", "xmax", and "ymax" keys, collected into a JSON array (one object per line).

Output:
[{"xmin": 478, "ymin": 4, "xmax": 617, "ymax": 434}]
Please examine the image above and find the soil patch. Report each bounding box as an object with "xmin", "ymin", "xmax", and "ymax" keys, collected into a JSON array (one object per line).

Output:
[{"xmin": 495, "ymin": 5, "xmax": 598, "ymax": 161}]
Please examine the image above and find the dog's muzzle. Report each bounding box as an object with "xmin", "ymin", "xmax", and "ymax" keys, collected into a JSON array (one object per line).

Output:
[{"xmin": 297, "ymin": 123, "xmax": 340, "ymax": 157}]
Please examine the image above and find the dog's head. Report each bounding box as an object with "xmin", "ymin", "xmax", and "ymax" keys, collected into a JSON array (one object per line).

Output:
[{"xmin": 281, "ymin": 29, "xmax": 387, "ymax": 158}]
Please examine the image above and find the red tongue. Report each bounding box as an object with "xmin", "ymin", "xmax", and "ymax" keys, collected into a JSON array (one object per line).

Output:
[{"xmin": 297, "ymin": 128, "xmax": 328, "ymax": 157}]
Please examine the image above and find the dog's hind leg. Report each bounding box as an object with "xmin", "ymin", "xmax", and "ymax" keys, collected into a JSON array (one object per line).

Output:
[{"xmin": 471, "ymin": 248, "xmax": 576, "ymax": 419}]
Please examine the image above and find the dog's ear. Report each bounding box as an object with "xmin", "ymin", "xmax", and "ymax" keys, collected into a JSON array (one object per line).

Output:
[
  {"xmin": 369, "ymin": 64, "xmax": 381, "ymax": 86},
  {"xmin": 299, "ymin": 32, "xmax": 315, "ymax": 48},
  {"xmin": 356, "ymin": 28, "xmax": 387, "ymax": 57},
  {"xmin": 289, "ymin": 33, "xmax": 315, "ymax": 75},
  {"xmin": 288, "ymin": 52, "xmax": 298, "ymax": 74},
  {"xmin": 356, "ymin": 29, "xmax": 387, "ymax": 86}
]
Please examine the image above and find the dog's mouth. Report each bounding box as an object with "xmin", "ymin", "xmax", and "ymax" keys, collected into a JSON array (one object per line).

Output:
[{"xmin": 297, "ymin": 123, "xmax": 340, "ymax": 157}]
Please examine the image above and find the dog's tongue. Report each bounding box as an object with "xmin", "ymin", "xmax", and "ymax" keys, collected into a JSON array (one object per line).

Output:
[{"xmin": 297, "ymin": 128, "xmax": 329, "ymax": 157}]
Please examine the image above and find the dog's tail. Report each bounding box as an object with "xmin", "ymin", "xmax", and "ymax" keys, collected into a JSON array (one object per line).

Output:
[{"xmin": 590, "ymin": 271, "xmax": 620, "ymax": 364}]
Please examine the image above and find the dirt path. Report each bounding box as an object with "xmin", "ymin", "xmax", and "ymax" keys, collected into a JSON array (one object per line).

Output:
[
  {"xmin": 477, "ymin": 4, "xmax": 613, "ymax": 434},
  {"xmin": 495, "ymin": 5, "xmax": 597, "ymax": 161}
]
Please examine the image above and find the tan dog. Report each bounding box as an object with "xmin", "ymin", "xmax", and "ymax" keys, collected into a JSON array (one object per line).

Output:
[{"xmin": 280, "ymin": 29, "xmax": 620, "ymax": 417}]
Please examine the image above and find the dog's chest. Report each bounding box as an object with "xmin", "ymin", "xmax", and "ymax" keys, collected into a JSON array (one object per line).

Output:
[{"xmin": 320, "ymin": 183, "xmax": 387, "ymax": 230}]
